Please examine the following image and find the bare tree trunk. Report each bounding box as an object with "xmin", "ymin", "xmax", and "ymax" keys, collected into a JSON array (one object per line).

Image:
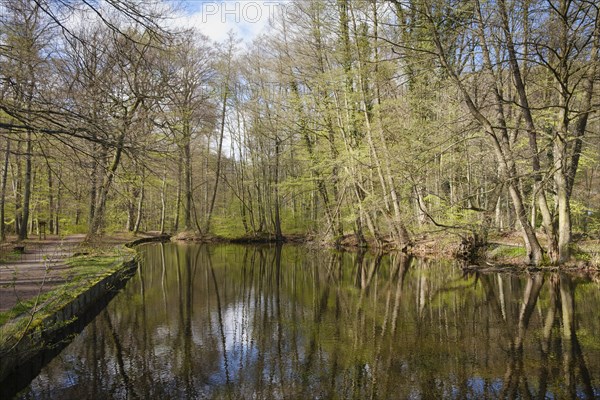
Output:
[
  {"xmin": 497, "ymin": 0, "xmax": 558, "ymax": 261},
  {"xmin": 14, "ymin": 140, "xmax": 22, "ymax": 235},
  {"xmin": 0, "ymin": 138, "xmax": 10, "ymax": 241},
  {"xmin": 273, "ymin": 136, "xmax": 283, "ymax": 241},
  {"xmin": 183, "ymin": 130, "xmax": 192, "ymax": 230},
  {"xmin": 174, "ymin": 154, "xmax": 182, "ymax": 232},
  {"xmin": 160, "ymin": 166, "xmax": 167, "ymax": 234},
  {"xmin": 205, "ymin": 63, "xmax": 230, "ymax": 233},
  {"xmin": 126, "ymin": 185, "xmax": 135, "ymax": 232},
  {"xmin": 19, "ymin": 131, "xmax": 32, "ymax": 240},
  {"xmin": 55, "ymin": 167, "xmax": 61, "ymax": 236},
  {"xmin": 495, "ymin": 193, "xmax": 503, "ymax": 230},
  {"xmin": 88, "ymin": 131, "xmax": 126, "ymax": 237},
  {"xmin": 46, "ymin": 159, "xmax": 54, "ymax": 234},
  {"xmin": 133, "ymin": 176, "xmax": 144, "ymax": 234},
  {"xmin": 89, "ymin": 144, "xmax": 100, "ymax": 227},
  {"xmin": 554, "ymin": 134, "xmax": 571, "ymax": 263}
]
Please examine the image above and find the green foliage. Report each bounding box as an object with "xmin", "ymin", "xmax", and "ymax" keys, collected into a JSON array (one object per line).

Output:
[
  {"xmin": 210, "ymin": 215, "xmax": 247, "ymax": 238},
  {"xmin": 571, "ymin": 199, "xmax": 600, "ymax": 236},
  {"xmin": 488, "ymin": 245, "xmax": 527, "ymax": 260},
  {"xmin": 445, "ymin": 205, "xmax": 479, "ymax": 227},
  {"xmin": 0, "ymin": 293, "xmax": 52, "ymax": 326},
  {"xmin": 586, "ymin": 214, "xmax": 600, "ymax": 238},
  {"xmin": 0, "ymin": 250, "xmax": 21, "ymax": 264},
  {"xmin": 59, "ymin": 219, "xmax": 88, "ymax": 235},
  {"xmin": 280, "ymin": 208, "xmax": 315, "ymax": 235},
  {"xmin": 572, "ymin": 249, "xmax": 591, "ymax": 262}
]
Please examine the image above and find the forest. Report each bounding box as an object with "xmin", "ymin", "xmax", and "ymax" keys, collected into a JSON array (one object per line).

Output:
[{"xmin": 0, "ymin": 0, "xmax": 598, "ymax": 266}]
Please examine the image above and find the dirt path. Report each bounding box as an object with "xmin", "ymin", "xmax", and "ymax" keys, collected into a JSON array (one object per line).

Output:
[
  {"xmin": 0, "ymin": 233, "xmax": 166, "ymax": 313},
  {"xmin": 0, "ymin": 235, "xmax": 88, "ymax": 312}
]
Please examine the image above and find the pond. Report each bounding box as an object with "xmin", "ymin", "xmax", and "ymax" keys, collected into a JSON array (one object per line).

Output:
[{"xmin": 11, "ymin": 243, "xmax": 600, "ymax": 399}]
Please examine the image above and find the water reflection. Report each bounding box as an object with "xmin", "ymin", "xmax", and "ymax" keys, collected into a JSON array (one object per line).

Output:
[{"xmin": 15, "ymin": 244, "xmax": 600, "ymax": 399}]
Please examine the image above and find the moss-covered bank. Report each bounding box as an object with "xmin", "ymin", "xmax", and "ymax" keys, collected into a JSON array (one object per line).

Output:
[
  {"xmin": 0, "ymin": 246, "xmax": 135, "ymax": 381},
  {"xmin": 0, "ymin": 234, "xmax": 170, "ymax": 383}
]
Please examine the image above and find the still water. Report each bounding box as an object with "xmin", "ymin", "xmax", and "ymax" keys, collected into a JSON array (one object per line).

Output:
[{"xmin": 15, "ymin": 244, "xmax": 600, "ymax": 399}]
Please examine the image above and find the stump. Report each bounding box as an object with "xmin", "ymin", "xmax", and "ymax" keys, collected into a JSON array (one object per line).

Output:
[
  {"xmin": 455, "ymin": 234, "xmax": 486, "ymax": 262},
  {"xmin": 38, "ymin": 220, "xmax": 47, "ymax": 240}
]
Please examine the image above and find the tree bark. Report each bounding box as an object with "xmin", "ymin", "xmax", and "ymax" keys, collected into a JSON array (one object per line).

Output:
[
  {"xmin": 174, "ymin": 154, "xmax": 182, "ymax": 232},
  {"xmin": 19, "ymin": 131, "xmax": 32, "ymax": 240},
  {"xmin": 497, "ymin": 0, "xmax": 558, "ymax": 261},
  {"xmin": 205, "ymin": 57, "xmax": 230, "ymax": 233},
  {"xmin": 160, "ymin": 166, "xmax": 167, "ymax": 234},
  {"xmin": 88, "ymin": 131, "xmax": 126, "ymax": 237},
  {"xmin": 273, "ymin": 136, "xmax": 283, "ymax": 241},
  {"xmin": 0, "ymin": 138, "xmax": 10, "ymax": 241},
  {"xmin": 88, "ymin": 143, "xmax": 100, "ymax": 227},
  {"xmin": 55, "ymin": 167, "xmax": 61, "ymax": 236},
  {"xmin": 133, "ymin": 176, "xmax": 144, "ymax": 234},
  {"xmin": 14, "ymin": 140, "xmax": 22, "ymax": 235},
  {"xmin": 183, "ymin": 126, "xmax": 192, "ymax": 230},
  {"xmin": 46, "ymin": 160, "xmax": 54, "ymax": 234}
]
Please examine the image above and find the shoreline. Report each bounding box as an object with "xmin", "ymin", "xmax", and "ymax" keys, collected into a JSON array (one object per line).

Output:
[{"xmin": 171, "ymin": 230, "xmax": 600, "ymax": 271}]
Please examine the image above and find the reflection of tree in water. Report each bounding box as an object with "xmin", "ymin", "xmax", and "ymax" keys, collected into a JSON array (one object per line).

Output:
[
  {"xmin": 481, "ymin": 273, "xmax": 595, "ymax": 399},
  {"xmin": 18, "ymin": 245, "xmax": 600, "ymax": 399}
]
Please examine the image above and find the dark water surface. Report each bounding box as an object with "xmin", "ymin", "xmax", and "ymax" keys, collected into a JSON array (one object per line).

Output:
[{"xmin": 15, "ymin": 244, "xmax": 600, "ymax": 399}]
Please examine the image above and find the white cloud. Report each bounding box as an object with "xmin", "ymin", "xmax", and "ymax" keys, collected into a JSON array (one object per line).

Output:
[
  {"xmin": 170, "ymin": 1, "xmax": 288, "ymax": 44},
  {"xmin": 51, "ymin": 0, "xmax": 285, "ymax": 46}
]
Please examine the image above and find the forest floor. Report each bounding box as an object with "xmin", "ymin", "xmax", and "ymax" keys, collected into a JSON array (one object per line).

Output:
[{"xmin": 0, "ymin": 232, "xmax": 162, "ymax": 314}]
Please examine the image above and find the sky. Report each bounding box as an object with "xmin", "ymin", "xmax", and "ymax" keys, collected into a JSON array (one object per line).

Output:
[
  {"xmin": 57, "ymin": 1, "xmax": 284, "ymax": 46},
  {"xmin": 171, "ymin": 1, "xmax": 287, "ymax": 44}
]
